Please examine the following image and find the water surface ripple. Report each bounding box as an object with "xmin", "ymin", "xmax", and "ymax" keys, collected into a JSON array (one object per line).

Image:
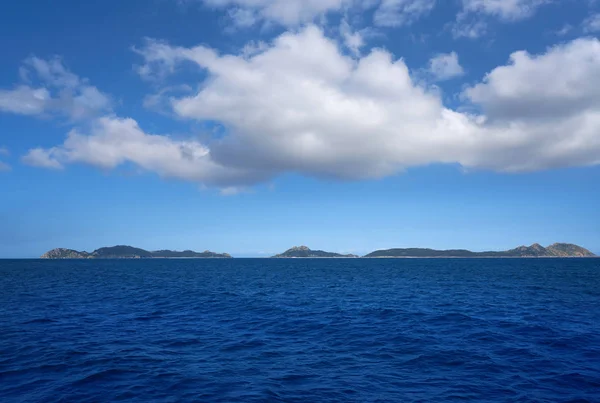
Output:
[{"xmin": 1, "ymin": 258, "xmax": 599, "ymax": 402}]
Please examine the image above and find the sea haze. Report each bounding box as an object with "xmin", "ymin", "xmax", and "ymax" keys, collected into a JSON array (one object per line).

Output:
[{"xmin": 1, "ymin": 259, "xmax": 599, "ymax": 402}]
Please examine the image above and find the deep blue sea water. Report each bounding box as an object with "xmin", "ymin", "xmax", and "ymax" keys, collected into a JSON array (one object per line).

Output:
[{"xmin": 1, "ymin": 258, "xmax": 599, "ymax": 402}]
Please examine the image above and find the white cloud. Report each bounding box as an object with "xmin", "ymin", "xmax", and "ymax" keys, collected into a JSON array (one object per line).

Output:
[
  {"xmin": 583, "ymin": 13, "xmax": 600, "ymax": 33},
  {"xmin": 0, "ymin": 57, "xmax": 111, "ymax": 120},
  {"xmin": 191, "ymin": 0, "xmax": 554, "ymax": 36},
  {"xmin": 133, "ymin": 40, "xmax": 188, "ymax": 81},
  {"xmin": 555, "ymin": 24, "xmax": 572, "ymax": 37},
  {"xmin": 163, "ymin": 26, "xmax": 471, "ymax": 179},
  {"xmin": 202, "ymin": 0, "xmax": 347, "ymax": 27},
  {"xmin": 27, "ymin": 28, "xmax": 600, "ymax": 187},
  {"xmin": 461, "ymin": 0, "xmax": 550, "ymax": 21},
  {"xmin": 465, "ymin": 39, "xmax": 600, "ymax": 122},
  {"xmin": 136, "ymin": 28, "xmax": 600, "ymax": 174},
  {"xmin": 200, "ymin": 0, "xmax": 437, "ymax": 29},
  {"xmin": 373, "ymin": 0, "xmax": 436, "ymax": 27},
  {"xmin": 227, "ymin": 7, "xmax": 259, "ymax": 28},
  {"xmin": 0, "ymin": 86, "xmax": 50, "ymax": 116},
  {"xmin": 21, "ymin": 148, "xmax": 64, "ymax": 169},
  {"xmin": 452, "ymin": 19, "xmax": 487, "ymax": 38},
  {"xmin": 340, "ymin": 19, "xmax": 365, "ymax": 56},
  {"xmin": 453, "ymin": 0, "xmax": 550, "ymax": 39},
  {"xmin": 462, "ymin": 38, "xmax": 600, "ymax": 171},
  {"xmin": 428, "ymin": 52, "xmax": 465, "ymax": 81},
  {"xmin": 22, "ymin": 116, "xmax": 267, "ymax": 186}
]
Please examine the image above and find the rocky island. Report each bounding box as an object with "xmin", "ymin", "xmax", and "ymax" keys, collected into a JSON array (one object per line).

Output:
[
  {"xmin": 272, "ymin": 246, "xmax": 359, "ymax": 258},
  {"xmin": 41, "ymin": 245, "xmax": 232, "ymax": 259},
  {"xmin": 364, "ymin": 243, "xmax": 595, "ymax": 258}
]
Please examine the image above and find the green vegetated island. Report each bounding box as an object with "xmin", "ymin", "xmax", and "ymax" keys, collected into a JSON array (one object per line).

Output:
[
  {"xmin": 41, "ymin": 246, "xmax": 232, "ymax": 259},
  {"xmin": 363, "ymin": 243, "xmax": 595, "ymax": 258},
  {"xmin": 41, "ymin": 243, "xmax": 596, "ymax": 259},
  {"xmin": 272, "ymin": 246, "xmax": 359, "ymax": 258}
]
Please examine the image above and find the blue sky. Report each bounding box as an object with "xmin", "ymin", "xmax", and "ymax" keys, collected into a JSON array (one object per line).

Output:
[{"xmin": 1, "ymin": 0, "xmax": 600, "ymax": 258}]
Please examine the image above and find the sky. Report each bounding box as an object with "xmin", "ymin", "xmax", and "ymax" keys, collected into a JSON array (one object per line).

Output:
[{"xmin": 1, "ymin": 0, "xmax": 600, "ymax": 258}]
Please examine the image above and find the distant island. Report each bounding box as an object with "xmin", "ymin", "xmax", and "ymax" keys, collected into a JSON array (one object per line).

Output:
[
  {"xmin": 272, "ymin": 246, "xmax": 359, "ymax": 258},
  {"xmin": 41, "ymin": 243, "xmax": 595, "ymax": 259},
  {"xmin": 41, "ymin": 245, "xmax": 232, "ymax": 259},
  {"xmin": 364, "ymin": 243, "xmax": 595, "ymax": 258}
]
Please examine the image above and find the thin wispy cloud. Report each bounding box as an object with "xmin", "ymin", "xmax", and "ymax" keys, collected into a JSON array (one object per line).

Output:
[
  {"xmin": 0, "ymin": 147, "xmax": 10, "ymax": 172},
  {"xmin": 0, "ymin": 57, "xmax": 111, "ymax": 121},
  {"xmin": 583, "ymin": 13, "xmax": 600, "ymax": 33}
]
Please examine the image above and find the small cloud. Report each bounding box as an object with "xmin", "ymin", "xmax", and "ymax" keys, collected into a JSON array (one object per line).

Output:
[
  {"xmin": 200, "ymin": 0, "xmax": 347, "ymax": 28},
  {"xmin": 132, "ymin": 38, "xmax": 187, "ymax": 81},
  {"xmin": 555, "ymin": 24, "xmax": 573, "ymax": 36},
  {"xmin": 340, "ymin": 19, "xmax": 364, "ymax": 57},
  {"xmin": 452, "ymin": 0, "xmax": 550, "ymax": 39},
  {"xmin": 21, "ymin": 148, "xmax": 63, "ymax": 169},
  {"xmin": 428, "ymin": 52, "xmax": 465, "ymax": 81},
  {"xmin": 451, "ymin": 19, "xmax": 487, "ymax": 39},
  {"xmin": 583, "ymin": 13, "xmax": 600, "ymax": 33},
  {"xmin": 219, "ymin": 186, "xmax": 249, "ymax": 196},
  {"xmin": 460, "ymin": 0, "xmax": 551, "ymax": 22},
  {"xmin": 373, "ymin": 0, "xmax": 436, "ymax": 27},
  {"xmin": 0, "ymin": 57, "xmax": 111, "ymax": 120}
]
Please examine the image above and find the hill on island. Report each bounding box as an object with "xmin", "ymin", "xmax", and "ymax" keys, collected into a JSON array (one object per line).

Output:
[
  {"xmin": 364, "ymin": 243, "xmax": 595, "ymax": 258},
  {"xmin": 41, "ymin": 245, "xmax": 232, "ymax": 259},
  {"xmin": 272, "ymin": 246, "xmax": 358, "ymax": 258}
]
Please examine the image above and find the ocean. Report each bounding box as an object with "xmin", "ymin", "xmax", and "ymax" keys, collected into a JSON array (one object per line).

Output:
[{"xmin": 1, "ymin": 258, "xmax": 599, "ymax": 402}]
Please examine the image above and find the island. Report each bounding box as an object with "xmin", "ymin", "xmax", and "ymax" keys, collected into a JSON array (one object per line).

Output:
[
  {"xmin": 41, "ymin": 245, "xmax": 232, "ymax": 259},
  {"xmin": 364, "ymin": 243, "xmax": 595, "ymax": 258},
  {"xmin": 272, "ymin": 246, "xmax": 359, "ymax": 258}
]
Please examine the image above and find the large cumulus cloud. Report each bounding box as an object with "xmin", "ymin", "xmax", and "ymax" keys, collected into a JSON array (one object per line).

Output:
[{"xmin": 22, "ymin": 27, "xmax": 600, "ymax": 187}]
